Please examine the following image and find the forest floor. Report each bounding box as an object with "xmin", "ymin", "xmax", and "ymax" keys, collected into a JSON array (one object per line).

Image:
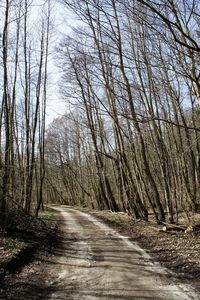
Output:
[
  {"xmin": 0, "ymin": 206, "xmax": 199, "ymax": 299},
  {"xmin": 0, "ymin": 207, "xmax": 61, "ymax": 299}
]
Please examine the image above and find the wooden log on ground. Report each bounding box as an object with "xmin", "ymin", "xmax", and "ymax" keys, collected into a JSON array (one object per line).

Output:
[{"xmin": 161, "ymin": 222, "xmax": 187, "ymax": 232}]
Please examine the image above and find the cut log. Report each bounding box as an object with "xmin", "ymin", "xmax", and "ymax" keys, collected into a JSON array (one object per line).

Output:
[{"xmin": 161, "ymin": 222, "xmax": 187, "ymax": 232}]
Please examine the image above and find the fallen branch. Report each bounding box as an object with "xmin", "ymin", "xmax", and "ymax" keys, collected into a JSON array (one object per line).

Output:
[{"xmin": 161, "ymin": 222, "xmax": 187, "ymax": 232}]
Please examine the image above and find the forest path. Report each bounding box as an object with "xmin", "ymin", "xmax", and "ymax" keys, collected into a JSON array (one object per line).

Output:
[{"xmin": 49, "ymin": 206, "xmax": 198, "ymax": 300}]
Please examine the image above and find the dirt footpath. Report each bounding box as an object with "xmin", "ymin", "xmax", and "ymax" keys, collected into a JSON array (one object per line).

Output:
[{"xmin": 49, "ymin": 206, "xmax": 199, "ymax": 300}]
